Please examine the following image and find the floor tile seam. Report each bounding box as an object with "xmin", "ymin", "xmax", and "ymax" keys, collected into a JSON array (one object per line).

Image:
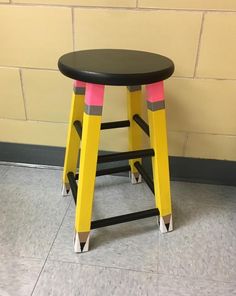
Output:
[
  {"xmin": 0, "ymin": 254, "xmax": 45, "ymax": 261},
  {"xmin": 155, "ymin": 271, "xmax": 236, "ymax": 285},
  {"xmin": 157, "ymin": 232, "xmax": 160, "ymax": 296},
  {"xmin": 0, "ymin": 166, "xmax": 10, "ymax": 178},
  {"xmin": 30, "ymin": 200, "xmax": 72, "ymax": 296},
  {"xmin": 0, "ymin": 162, "xmax": 63, "ymax": 171},
  {"xmin": 46, "ymin": 258, "xmax": 159, "ymax": 275},
  {"xmin": 0, "ymin": 162, "xmax": 129, "ymax": 176},
  {"xmin": 173, "ymin": 199, "xmax": 236, "ymax": 209}
]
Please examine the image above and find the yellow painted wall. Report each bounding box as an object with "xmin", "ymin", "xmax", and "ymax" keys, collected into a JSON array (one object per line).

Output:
[{"xmin": 0, "ymin": 1, "xmax": 235, "ymax": 161}]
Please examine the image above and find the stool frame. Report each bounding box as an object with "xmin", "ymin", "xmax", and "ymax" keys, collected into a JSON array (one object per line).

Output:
[{"xmin": 62, "ymin": 80, "xmax": 173, "ymax": 253}]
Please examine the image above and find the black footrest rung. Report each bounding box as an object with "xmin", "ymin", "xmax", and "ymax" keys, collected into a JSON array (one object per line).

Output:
[
  {"xmin": 101, "ymin": 120, "xmax": 130, "ymax": 130},
  {"xmin": 75, "ymin": 165, "xmax": 131, "ymax": 180},
  {"xmin": 97, "ymin": 149, "xmax": 154, "ymax": 163},
  {"xmin": 73, "ymin": 120, "xmax": 130, "ymax": 139},
  {"xmin": 91, "ymin": 208, "xmax": 159, "ymax": 229},
  {"xmin": 67, "ymin": 172, "xmax": 78, "ymax": 204},
  {"xmin": 134, "ymin": 161, "xmax": 154, "ymax": 194},
  {"xmin": 96, "ymin": 165, "xmax": 131, "ymax": 176},
  {"xmin": 133, "ymin": 114, "xmax": 150, "ymax": 136},
  {"xmin": 74, "ymin": 120, "xmax": 82, "ymax": 139}
]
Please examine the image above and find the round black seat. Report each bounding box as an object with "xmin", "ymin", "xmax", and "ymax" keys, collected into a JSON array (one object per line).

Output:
[{"xmin": 58, "ymin": 49, "xmax": 174, "ymax": 86}]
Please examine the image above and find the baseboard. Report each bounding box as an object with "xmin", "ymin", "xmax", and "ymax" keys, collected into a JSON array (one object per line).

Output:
[
  {"xmin": 142, "ymin": 157, "xmax": 236, "ymax": 186},
  {"xmin": 0, "ymin": 142, "xmax": 235, "ymax": 186},
  {"xmin": 0, "ymin": 142, "xmax": 65, "ymax": 166}
]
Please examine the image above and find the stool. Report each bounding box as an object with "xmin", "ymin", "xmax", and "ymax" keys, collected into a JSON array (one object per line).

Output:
[{"xmin": 58, "ymin": 49, "xmax": 174, "ymax": 253}]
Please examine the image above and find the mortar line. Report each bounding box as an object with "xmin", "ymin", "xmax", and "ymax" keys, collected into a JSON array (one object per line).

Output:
[
  {"xmin": 193, "ymin": 12, "xmax": 206, "ymax": 78},
  {"xmin": 19, "ymin": 68, "xmax": 28, "ymax": 120},
  {"xmin": 1, "ymin": 3, "xmax": 137, "ymax": 9},
  {"xmin": 0, "ymin": 117, "xmax": 68, "ymax": 124},
  {"xmin": 1, "ymin": 116, "xmax": 236, "ymax": 137},
  {"xmin": 2, "ymin": 3, "xmax": 236, "ymax": 12},
  {"xmin": 71, "ymin": 7, "xmax": 75, "ymax": 51},
  {"xmin": 0, "ymin": 65, "xmax": 58, "ymax": 71},
  {"xmin": 183, "ymin": 133, "xmax": 189, "ymax": 156},
  {"xmin": 170, "ymin": 130, "xmax": 236, "ymax": 137},
  {"xmin": 2, "ymin": 66, "xmax": 236, "ymax": 81}
]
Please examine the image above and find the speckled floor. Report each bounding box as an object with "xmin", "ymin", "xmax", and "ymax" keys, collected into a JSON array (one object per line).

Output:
[{"xmin": 0, "ymin": 163, "xmax": 236, "ymax": 296}]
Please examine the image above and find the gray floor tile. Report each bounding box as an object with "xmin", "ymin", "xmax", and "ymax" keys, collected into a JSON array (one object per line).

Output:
[
  {"xmin": 158, "ymin": 274, "xmax": 236, "ymax": 296},
  {"xmin": 0, "ymin": 255, "xmax": 43, "ymax": 296},
  {"xmin": 0, "ymin": 166, "xmax": 70, "ymax": 258},
  {"xmin": 50, "ymin": 175, "xmax": 158, "ymax": 272},
  {"xmin": 158, "ymin": 202, "xmax": 236, "ymax": 282},
  {"xmin": 33, "ymin": 260, "xmax": 158, "ymax": 296}
]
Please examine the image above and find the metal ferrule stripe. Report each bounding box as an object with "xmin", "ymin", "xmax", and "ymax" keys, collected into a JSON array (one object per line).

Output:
[
  {"xmin": 85, "ymin": 104, "xmax": 103, "ymax": 116},
  {"xmin": 73, "ymin": 87, "xmax": 86, "ymax": 95},
  {"xmin": 127, "ymin": 85, "xmax": 142, "ymax": 92},
  {"xmin": 147, "ymin": 100, "xmax": 165, "ymax": 111}
]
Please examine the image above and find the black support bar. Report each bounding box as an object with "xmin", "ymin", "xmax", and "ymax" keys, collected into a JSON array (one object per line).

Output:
[
  {"xmin": 75, "ymin": 165, "xmax": 131, "ymax": 180},
  {"xmin": 101, "ymin": 120, "xmax": 130, "ymax": 130},
  {"xmin": 73, "ymin": 120, "xmax": 130, "ymax": 139},
  {"xmin": 91, "ymin": 208, "xmax": 159, "ymax": 229},
  {"xmin": 97, "ymin": 149, "xmax": 154, "ymax": 163},
  {"xmin": 67, "ymin": 172, "xmax": 78, "ymax": 204},
  {"xmin": 133, "ymin": 114, "xmax": 150, "ymax": 136},
  {"xmin": 134, "ymin": 161, "xmax": 154, "ymax": 194},
  {"xmin": 73, "ymin": 120, "xmax": 82, "ymax": 139},
  {"xmin": 96, "ymin": 165, "xmax": 131, "ymax": 176}
]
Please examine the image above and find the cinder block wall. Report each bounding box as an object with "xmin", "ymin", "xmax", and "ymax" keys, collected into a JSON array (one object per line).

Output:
[{"xmin": 0, "ymin": 1, "xmax": 235, "ymax": 161}]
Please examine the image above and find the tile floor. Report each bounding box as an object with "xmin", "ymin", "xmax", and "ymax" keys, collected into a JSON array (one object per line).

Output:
[{"xmin": 0, "ymin": 163, "xmax": 235, "ymax": 296}]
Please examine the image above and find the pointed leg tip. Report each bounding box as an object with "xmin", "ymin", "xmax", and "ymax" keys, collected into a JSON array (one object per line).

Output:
[
  {"xmin": 159, "ymin": 215, "xmax": 173, "ymax": 233},
  {"xmin": 62, "ymin": 184, "xmax": 70, "ymax": 196},
  {"xmin": 80, "ymin": 242, "xmax": 86, "ymax": 252},
  {"xmin": 130, "ymin": 172, "xmax": 142, "ymax": 184},
  {"xmin": 74, "ymin": 232, "xmax": 90, "ymax": 253}
]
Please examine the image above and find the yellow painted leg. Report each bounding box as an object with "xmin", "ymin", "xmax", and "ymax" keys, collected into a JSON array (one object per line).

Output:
[
  {"xmin": 74, "ymin": 83, "xmax": 104, "ymax": 253},
  {"xmin": 146, "ymin": 82, "xmax": 173, "ymax": 233},
  {"xmin": 127, "ymin": 86, "xmax": 142, "ymax": 184},
  {"xmin": 62, "ymin": 81, "xmax": 85, "ymax": 196}
]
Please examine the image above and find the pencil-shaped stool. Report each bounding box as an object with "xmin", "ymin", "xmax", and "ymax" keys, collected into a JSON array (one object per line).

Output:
[{"xmin": 58, "ymin": 49, "xmax": 174, "ymax": 252}]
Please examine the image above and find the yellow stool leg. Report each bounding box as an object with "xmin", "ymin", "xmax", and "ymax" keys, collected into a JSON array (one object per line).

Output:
[
  {"xmin": 62, "ymin": 81, "xmax": 85, "ymax": 195},
  {"xmin": 74, "ymin": 83, "xmax": 105, "ymax": 253},
  {"xmin": 127, "ymin": 86, "xmax": 142, "ymax": 184},
  {"xmin": 146, "ymin": 81, "xmax": 173, "ymax": 233}
]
